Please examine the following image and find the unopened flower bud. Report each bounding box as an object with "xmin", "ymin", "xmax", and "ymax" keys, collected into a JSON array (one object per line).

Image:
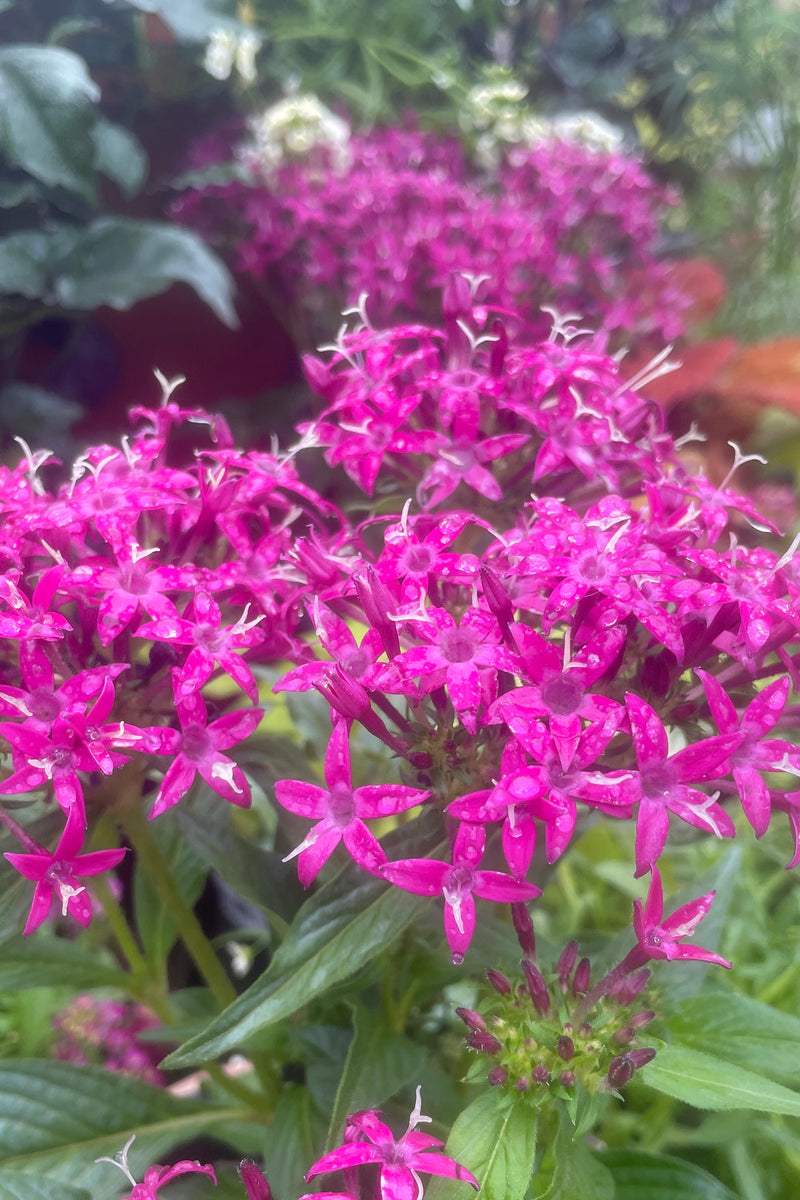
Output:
[
  {"xmin": 467, "ymin": 1031, "xmax": 503, "ymax": 1054},
  {"xmin": 559, "ymin": 1071, "xmax": 575, "ymax": 1088},
  {"xmin": 515, "ymin": 1076, "xmax": 530, "ymax": 1092},
  {"xmin": 488, "ymin": 1066, "xmax": 508, "ymax": 1086},
  {"xmin": 354, "ymin": 568, "xmax": 400, "ymax": 658},
  {"xmin": 556, "ymin": 1035, "xmax": 575, "ymax": 1061},
  {"xmin": 556, "ymin": 940, "xmax": 579, "ymax": 989},
  {"xmin": 480, "ymin": 564, "xmax": 515, "ymax": 629},
  {"xmin": 455, "ymin": 1007, "xmax": 486, "ymax": 1033},
  {"xmin": 532, "ymin": 1065, "xmax": 550, "ymax": 1084},
  {"xmin": 522, "ymin": 960, "xmax": 551, "ymax": 1018},
  {"xmin": 239, "ymin": 1160, "xmax": 273, "ymax": 1200},
  {"xmin": 511, "ymin": 902, "xmax": 536, "ymax": 960},
  {"xmin": 572, "ymin": 957, "xmax": 591, "ymax": 996},
  {"xmin": 609, "ymin": 969, "xmax": 650, "ymax": 1006},
  {"xmin": 607, "ymin": 1055, "xmax": 635, "ymax": 1089},
  {"xmin": 489, "ymin": 318, "xmax": 508, "ymax": 378},
  {"xmin": 486, "ymin": 968, "xmax": 511, "ymax": 995}
]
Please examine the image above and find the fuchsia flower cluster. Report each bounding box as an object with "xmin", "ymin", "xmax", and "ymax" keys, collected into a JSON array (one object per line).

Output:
[
  {"xmin": 175, "ymin": 120, "xmax": 688, "ymax": 344},
  {"xmin": 2, "ymin": 283, "xmax": 800, "ymax": 973}
]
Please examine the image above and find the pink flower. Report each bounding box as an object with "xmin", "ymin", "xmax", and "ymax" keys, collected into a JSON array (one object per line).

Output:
[
  {"xmin": 148, "ymin": 677, "xmax": 262, "ymax": 817},
  {"xmin": 96, "ymin": 1135, "xmax": 216, "ymax": 1199},
  {"xmin": 380, "ymin": 822, "xmax": 540, "ymax": 964},
  {"xmin": 4, "ymin": 804, "xmax": 126, "ymax": 935},
  {"xmin": 632, "ymin": 867, "xmax": 731, "ymax": 968},
  {"xmin": 275, "ymin": 716, "xmax": 429, "ymax": 885},
  {"xmin": 305, "ymin": 1087, "xmax": 479, "ymax": 1200}
]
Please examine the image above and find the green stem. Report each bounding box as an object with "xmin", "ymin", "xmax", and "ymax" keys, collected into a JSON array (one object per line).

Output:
[{"xmin": 119, "ymin": 805, "xmax": 237, "ymax": 1011}]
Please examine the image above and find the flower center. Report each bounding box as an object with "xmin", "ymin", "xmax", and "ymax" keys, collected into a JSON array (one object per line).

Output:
[
  {"xmin": 641, "ymin": 763, "xmax": 675, "ymax": 800},
  {"xmin": 440, "ymin": 630, "xmax": 475, "ymax": 664},
  {"xmin": 541, "ymin": 675, "xmax": 583, "ymax": 716},
  {"xmin": 328, "ymin": 783, "xmax": 355, "ymax": 826},
  {"xmin": 182, "ymin": 724, "xmax": 211, "ymax": 761}
]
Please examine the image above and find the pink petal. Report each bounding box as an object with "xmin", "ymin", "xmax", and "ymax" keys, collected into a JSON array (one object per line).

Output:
[
  {"xmin": 634, "ymin": 797, "xmax": 670, "ymax": 877},
  {"xmin": 274, "ymin": 780, "xmax": 330, "ymax": 819},
  {"xmin": 381, "ymin": 858, "xmax": 449, "ymax": 896}
]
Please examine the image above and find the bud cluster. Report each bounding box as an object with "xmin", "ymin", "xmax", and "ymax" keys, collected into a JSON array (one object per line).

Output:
[{"xmin": 457, "ymin": 934, "xmax": 656, "ymax": 1104}]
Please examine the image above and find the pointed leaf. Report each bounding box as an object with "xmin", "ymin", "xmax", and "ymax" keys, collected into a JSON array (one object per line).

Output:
[
  {"xmin": 92, "ymin": 119, "xmax": 147, "ymax": 199},
  {"xmin": 0, "ymin": 935, "xmax": 127, "ymax": 990},
  {"xmin": 669, "ymin": 992, "xmax": 800, "ymax": 1082},
  {"xmin": 641, "ymin": 1043, "xmax": 800, "ymax": 1114},
  {"xmin": 262, "ymin": 1085, "xmax": 326, "ymax": 1200},
  {"xmin": 164, "ymin": 814, "xmax": 444, "ymax": 1066}
]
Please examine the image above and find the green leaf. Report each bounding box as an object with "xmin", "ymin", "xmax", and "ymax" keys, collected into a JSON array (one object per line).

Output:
[
  {"xmin": 52, "ymin": 217, "xmax": 237, "ymax": 326},
  {"xmin": 600, "ymin": 1150, "xmax": 739, "ymax": 1200},
  {"xmin": 0, "ymin": 230, "xmax": 52, "ymax": 299},
  {"xmin": 669, "ymin": 992, "xmax": 800, "ymax": 1082},
  {"xmin": 164, "ymin": 815, "xmax": 444, "ymax": 1067},
  {"xmin": 531, "ymin": 1109, "xmax": 614, "ymax": 1200},
  {"xmin": 641, "ymin": 1043, "xmax": 800, "ymax": 1114},
  {"xmin": 0, "ymin": 46, "xmax": 99, "ymax": 201},
  {"xmin": 326, "ymin": 1004, "xmax": 427, "ymax": 1150},
  {"xmin": 0, "ymin": 1060, "xmax": 243, "ymax": 1198},
  {"xmin": 261, "ymin": 1085, "xmax": 326, "ymax": 1200},
  {"xmin": 92, "ymin": 119, "xmax": 148, "ymax": 199},
  {"xmin": 427, "ymin": 1092, "xmax": 536, "ymax": 1200},
  {"xmin": 175, "ymin": 783, "xmax": 304, "ymax": 926},
  {"xmin": 0, "ymin": 1172, "xmax": 89, "ymax": 1200},
  {"xmin": 134, "ymin": 815, "xmax": 208, "ymax": 970},
  {"xmin": 0, "ymin": 935, "xmax": 127, "ymax": 991}
]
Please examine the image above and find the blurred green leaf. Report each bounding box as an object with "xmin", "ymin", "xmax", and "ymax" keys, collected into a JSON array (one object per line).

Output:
[
  {"xmin": 261, "ymin": 1085, "xmax": 326, "ymax": 1200},
  {"xmin": 599, "ymin": 1150, "xmax": 739, "ymax": 1200},
  {"xmin": 0, "ymin": 45, "xmax": 99, "ymax": 202},
  {"xmin": 0, "ymin": 936, "xmax": 126, "ymax": 991},
  {"xmin": 0, "ymin": 1172, "xmax": 89, "ymax": 1200},
  {"xmin": 92, "ymin": 119, "xmax": 148, "ymax": 200},
  {"xmin": 52, "ymin": 217, "xmax": 238, "ymax": 325}
]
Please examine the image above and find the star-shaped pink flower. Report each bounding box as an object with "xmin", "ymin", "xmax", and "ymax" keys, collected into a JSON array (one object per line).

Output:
[
  {"xmin": 4, "ymin": 804, "xmax": 126, "ymax": 935},
  {"xmin": 632, "ymin": 866, "xmax": 731, "ymax": 968},
  {"xmin": 305, "ymin": 1087, "xmax": 479, "ymax": 1200},
  {"xmin": 275, "ymin": 717, "xmax": 429, "ymax": 885}
]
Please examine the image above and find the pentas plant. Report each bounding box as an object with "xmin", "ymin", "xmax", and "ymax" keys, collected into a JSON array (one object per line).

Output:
[
  {"xmin": 174, "ymin": 113, "xmax": 687, "ymax": 348},
  {"xmin": 1, "ymin": 286, "xmax": 800, "ymax": 1198}
]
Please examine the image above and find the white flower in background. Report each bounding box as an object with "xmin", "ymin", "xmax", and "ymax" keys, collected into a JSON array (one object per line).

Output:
[
  {"xmin": 248, "ymin": 94, "xmax": 351, "ymax": 177},
  {"xmin": 543, "ymin": 111, "xmax": 625, "ymax": 154},
  {"xmin": 203, "ymin": 27, "xmax": 262, "ymax": 84}
]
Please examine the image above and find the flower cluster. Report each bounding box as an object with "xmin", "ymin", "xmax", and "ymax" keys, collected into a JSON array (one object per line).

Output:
[
  {"xmin": 174, "ymin": 111, "xmax": 687, "ymax": 345},
  {"xmin": 51, "ymin": 993, "xmax": 165, "ymax": 1086},
  {"xmin": 2, "ymin": 287, "xmax": 799, "ymax": 974}
]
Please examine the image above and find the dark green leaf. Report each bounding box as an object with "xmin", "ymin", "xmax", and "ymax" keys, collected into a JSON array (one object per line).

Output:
[
  {"xmin": 0, "ymin": 935, "xmax": 127, "ymax": 991},
  {"xmin": 0, "ymin": 176, "xmax": 41, "ymax": 208},
  {"xmin": 134, "ymin": 815, "xmax": 208, "ymax": 970},
  {"xmin": 0, "ymin": 231, "xmax": 52, "ymax": 299},
  {"xmin": 92, "ymin": 119, "xmax": 148, "ymax": 199},
  {"xmin": 600, "ymin": 1149, "xmax": 739, "ymax": 1200},
  {"xmin": 0, "ymin": 46, "xmax": 98, "ymax": 201},
  {"xmin": 427, "ymin": 1092, "xmax": 536, "ymax": 1200},
  {"xmin": 164, "ymin": 814, "xmax": 443, "ymax": 1066},
  {"xmin": 641, "ymin": 1043, "xmax": 800, "ymax": 1114},
  {"xmin": 669, "ymin": 992, "xmax": 800, "ymax": 1082},
  {"xmin": 176, "ymin": 783, "xmax": 304, "ymax": 926},
  {"xmin": 52, "ymin": 217, "xmax": 237, "ymax": 326},
  {"xmin": 0, "ymin": 1172, "xmax": 89, "ymax": 1200},
  {"xmin": 261, "ymin": 1085, "xmax": 326, "ymax": 1200},
  {"xmin": 0, "ymin": 1060, "xmax": 242, "ymax": 1199},
  {"xmin": 326, "ymin": 1003, "xmax": 427, "ymax": 1150}
]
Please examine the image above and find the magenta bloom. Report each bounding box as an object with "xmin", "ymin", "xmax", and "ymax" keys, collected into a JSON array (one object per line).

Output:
[
  {"xmin": 149, "ymin": 678, "xmax": 262, "ymax": 817},
  {"xmin": 621, "ymin": 694, "xmax": 741, "ymax": 876},
  {"xmin": 380, "ymin": 822, "xmax": 540, "ymax": 964},
  {"xmin": 632, "ymin": 867, "xmax": 731, "ymax": 968},
  {"xmin": 306, "ymin": 1087, "xmax": 479, "ymax": 1200},
  {"xmin": 4, "ymin": 804, "xmax": 126, "ymax": 935},
  {"xmin": 97, "ymin": 1135, "xmax": 216, "ymax": 1199},
  {"xmin": 275, "ymin": 717, "xmax": 429, "ymax": 885}
]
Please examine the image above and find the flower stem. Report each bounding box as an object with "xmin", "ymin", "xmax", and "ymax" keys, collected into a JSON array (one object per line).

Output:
[{"xmin": 119, "ymin": 805, "xmax": 237, "ymax": 1011}]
